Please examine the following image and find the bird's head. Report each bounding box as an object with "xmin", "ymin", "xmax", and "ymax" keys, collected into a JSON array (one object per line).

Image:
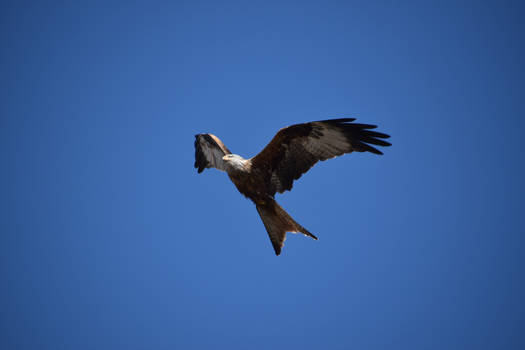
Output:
[{"xmin": 222, "ymin": 154, "xmax": 247, "ymax": 171}]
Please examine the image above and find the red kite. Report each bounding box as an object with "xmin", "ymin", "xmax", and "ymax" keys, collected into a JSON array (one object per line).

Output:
[{"xmin": 194, "ymin": 118, "xmax": 391, "ymax": 255}]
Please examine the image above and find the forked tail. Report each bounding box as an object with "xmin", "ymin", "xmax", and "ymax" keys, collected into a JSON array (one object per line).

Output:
[{"xmin": 255, "ymin": 199, "xmax": 318, "ymax": 255}]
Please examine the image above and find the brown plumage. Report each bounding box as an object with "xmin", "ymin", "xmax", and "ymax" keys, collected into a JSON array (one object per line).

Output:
[{"xmin": 194, "ymin": 118, "xmax": 391, "ymax": 255}]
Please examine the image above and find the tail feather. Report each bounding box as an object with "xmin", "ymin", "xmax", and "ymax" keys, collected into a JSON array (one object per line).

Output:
[{"xmin": 255, "ymin": 199, "xmax": 317, "ymax": 255}]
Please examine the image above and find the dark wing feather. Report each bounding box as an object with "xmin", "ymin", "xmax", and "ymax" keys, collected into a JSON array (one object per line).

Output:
[
  {"xmin": 194, "ymin": 134, "xmax": 232, "ymax": 173},
  {"xmin": 250, "ymin": 118, "xmax": 391, "ymax": 195}
]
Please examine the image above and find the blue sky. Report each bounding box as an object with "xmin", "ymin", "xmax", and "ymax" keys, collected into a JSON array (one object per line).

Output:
[{"xmin": 1, "ymin": 1, "xmax": 524, "ymax": 349}]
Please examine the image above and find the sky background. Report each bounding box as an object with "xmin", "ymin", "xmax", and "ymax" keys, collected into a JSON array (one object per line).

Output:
[{"xmin": 1, "ymin": 1, "xmax": 524, "ymax": 349}]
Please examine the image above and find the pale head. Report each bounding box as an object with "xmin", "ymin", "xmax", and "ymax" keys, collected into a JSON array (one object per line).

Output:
[{"xmin": 222, "ymin": 154, "xmax": 248, "ymax": 171}]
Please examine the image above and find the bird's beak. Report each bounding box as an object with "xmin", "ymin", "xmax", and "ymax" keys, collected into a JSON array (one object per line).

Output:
[{"xmin": 222, "ymin": 155, "xmax": 228, "ymax": 161}]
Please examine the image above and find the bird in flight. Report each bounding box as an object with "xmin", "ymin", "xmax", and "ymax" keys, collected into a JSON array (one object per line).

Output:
[{"xmin": 194, "ymin": 118, "xmax": 391, "ymax": 255}]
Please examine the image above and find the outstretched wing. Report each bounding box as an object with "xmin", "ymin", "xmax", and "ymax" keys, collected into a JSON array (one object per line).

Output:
[
  {"xmin": 194, "ymin": 134, "xmax": 232, "ymax": 173},
  {"xmin": 250, "ymin": 118, "xmax": 391, "ymax": 195}
]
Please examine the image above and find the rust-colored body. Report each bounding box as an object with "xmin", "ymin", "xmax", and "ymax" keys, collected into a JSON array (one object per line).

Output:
[{"xmin": 194, "ymin": 118, "xmax": 391, "ymax": 255}]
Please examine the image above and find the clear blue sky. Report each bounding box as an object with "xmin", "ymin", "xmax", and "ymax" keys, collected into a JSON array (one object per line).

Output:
[{"xmin": 2, "ymin": 1, "xmax": 524, "ymax": 349}]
